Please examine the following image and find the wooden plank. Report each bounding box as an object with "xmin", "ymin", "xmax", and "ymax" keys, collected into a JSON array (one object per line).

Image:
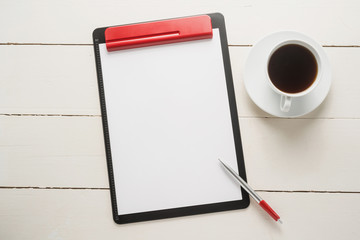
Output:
[
  {"xmin": 0, "ymin": 0, "xmax": 359, "ymax": 45},
  {"xmin": 0, "ymin": 189, "xmax": 359, "ymax": 239},
  {"xmin": 1, "ymin": 45, "xmax": 360, "ymax": 118},
  {"xmin": 1, "ymin": 116, "xmax": 359, "ymax": 191},
  {"xmin": 0, "ymin": 116, "xmax": 108, "ymax": 188},
  {"xmin": 0, "ymin": 45, "xmax": 100, "ymax": 115},
  {"xmin": 241, "ymin": 118, "xmax": 360, "ymax": 191}
]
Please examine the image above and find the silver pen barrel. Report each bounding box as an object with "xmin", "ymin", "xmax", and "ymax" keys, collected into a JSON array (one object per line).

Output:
[{"xmin": 218, "ymin": 158, "xmax": 262, "ymax": 203}]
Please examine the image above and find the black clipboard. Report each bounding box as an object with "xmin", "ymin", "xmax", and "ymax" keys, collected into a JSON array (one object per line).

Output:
[{"xmin": 93, "ymin": 13, "xmax": 249, "ymax": 224}]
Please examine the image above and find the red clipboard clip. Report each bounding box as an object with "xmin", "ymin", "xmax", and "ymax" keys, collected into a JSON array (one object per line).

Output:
[{"xmin": 105, "ymin": 15, "xmax": 213, "ymax": 51}]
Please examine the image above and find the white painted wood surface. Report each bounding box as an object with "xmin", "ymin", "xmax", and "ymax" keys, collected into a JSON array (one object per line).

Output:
[
  {"xmin": 1, "ymin": 0, "xmax": 360, "ymax": 45},
  {"xmin": 2, "ymin": 46, "xmax": 360, "ymax": 118},
  {"xmin": 1, "ymin": 190, "xmax": 359, "ymax": 240},
  {"xmin": 1, "ymin": 116, "xmax": 360, "ymax": 192},
  {"xmin": 0, "ymin": 46, "xmax": 100, "ymax": 115},
  {"xmin": 1, "ymin": 0, "xmax": 360, "ymax": 239}
]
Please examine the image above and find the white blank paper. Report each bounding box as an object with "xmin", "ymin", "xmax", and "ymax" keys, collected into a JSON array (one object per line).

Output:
[{"xmin": 99, "ymin": 29, "xmax": 242, "ymax": 215}]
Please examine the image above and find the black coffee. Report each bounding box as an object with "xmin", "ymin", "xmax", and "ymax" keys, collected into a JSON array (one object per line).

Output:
[{"xmin": 268, "ymin": 44, "xmax": 318, "ymax": 94}]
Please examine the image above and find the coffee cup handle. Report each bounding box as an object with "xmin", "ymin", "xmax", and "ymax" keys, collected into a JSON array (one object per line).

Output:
[{"xmin": 280, "ymin": 95, "xmax": 292, "ymax": 112}]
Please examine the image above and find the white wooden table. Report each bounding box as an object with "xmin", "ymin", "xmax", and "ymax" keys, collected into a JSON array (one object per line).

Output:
[{"xmin": 1, "ymin": 1, "xmax": 360, "ymax": 239}]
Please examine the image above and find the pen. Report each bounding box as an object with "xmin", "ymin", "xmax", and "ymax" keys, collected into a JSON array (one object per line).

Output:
[{"xmin": 218, "ymin": 158, "xmax": 283, "ymax": 224}]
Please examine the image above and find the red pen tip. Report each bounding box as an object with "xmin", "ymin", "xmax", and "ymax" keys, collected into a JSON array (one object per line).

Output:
[{"xmin": 259, "ymin": 200, "xmax": 281, "ymax": 222}]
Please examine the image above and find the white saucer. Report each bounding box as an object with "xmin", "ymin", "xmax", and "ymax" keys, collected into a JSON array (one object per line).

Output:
[{"xmin": 244, "ymin": 31, "xmax": 331, "ymax": 118}]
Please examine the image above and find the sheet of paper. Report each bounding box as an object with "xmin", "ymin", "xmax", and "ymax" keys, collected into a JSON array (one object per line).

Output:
[{"xmin": 99, "ymin": 29, "xmax": 242, "ymax": 215}]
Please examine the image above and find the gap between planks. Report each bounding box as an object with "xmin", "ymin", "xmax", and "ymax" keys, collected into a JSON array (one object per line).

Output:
[
  {"xmin": 0, "ymin": 43, "xmax": 92, "ymax": 46},
  {"xmin": 0, "ymin": 43, "xmax": 359, "ymax": 48},
  {"xmin": 229, "ymin": 45, "xmax": 360, "ymax": 48},
  {"xmin": 0, "ymin": 186, "xmax": 358, "ymax": 194},
  {"xmin": 1, "ymin": 113, "xmax": 360, "ymax": 120},
  {"xmin": 0, "ymin": 113, "xmax": 101, "ymax": 117}
]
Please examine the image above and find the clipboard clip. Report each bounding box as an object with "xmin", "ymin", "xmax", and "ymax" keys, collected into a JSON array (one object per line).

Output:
[{"xmin": 105, "ymin": 15, "xmax": 213, "ymax": 51}]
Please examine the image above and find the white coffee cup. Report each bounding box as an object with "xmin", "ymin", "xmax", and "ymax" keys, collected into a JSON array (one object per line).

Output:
[{"xmin": 266, "ymin": 40, "xmax": 322, "ymax": 112}]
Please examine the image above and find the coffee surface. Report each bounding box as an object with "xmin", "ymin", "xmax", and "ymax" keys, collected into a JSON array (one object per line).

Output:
[{"xmin": 268, "ymin": 44, "xmax": 318, "ymax": 93}]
